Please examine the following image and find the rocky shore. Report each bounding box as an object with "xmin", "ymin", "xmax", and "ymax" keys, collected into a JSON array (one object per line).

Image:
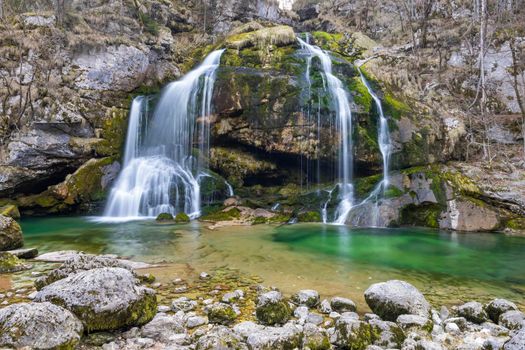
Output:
[{"xmin": 0, "ymin": 251, "xmax": 523, "ymax": 350}]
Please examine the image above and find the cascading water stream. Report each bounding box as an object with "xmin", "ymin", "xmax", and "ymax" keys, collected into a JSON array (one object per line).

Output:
[
  {"xmin": 298, "ymin": 37, "xmax": 354, "ymax": 225},
  {"xmin": 357, "ymin": 67, "xmax": 392, "ymax": 192},
  {"xmin": 103, "ymin": 49, "xmax": 225, "ymax": 221}
]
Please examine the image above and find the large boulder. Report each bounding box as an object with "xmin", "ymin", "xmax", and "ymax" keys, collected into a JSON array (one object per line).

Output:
[
  {"xmin": 0, "ymin": 302, "xmax": 83, "ymax": 349},
  {"xmin": 34, "ymin": 267, "xmax": 157, "ymax": 332},
  {"xmin": 504, "ymin": 328, "xmax": 525, "ymax": 350},
  {"xmin": 0, "ymin": 215, "xmax": 23, "ymax": 251},
  {"xmin": 364, "ymin": 280, "xmax": 430, "ymax": 321},
  {"xmin": 34, "ymin": 252, "xmax": 135, "ymax": 290}
]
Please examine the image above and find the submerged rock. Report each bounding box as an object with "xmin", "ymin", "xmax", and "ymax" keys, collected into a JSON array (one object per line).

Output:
[
  {"xmin": 34, "ymin": 267, "xmax": 157, "ymax": 332},
  {"xmin": 0, "ymin": 252, "xmax": 31, "ymax": 273},
  {"xmin": 457, "ymin": 301, "xmax": 489, "ymax": 324},
  {"xmin": 0, "ymin": 215, "xmax": 23, "ymax": 251},
  {"xmin": 486, "ymin": 299, "xmax": 519, "ymax": 323},
  {"xmin": 0, "ymin": 302, "xmax": 83, "ymax": 349},
  {"xmin": 364, "ymin": 280, "xmax": 430, "ymax": 321},
  {"xmin": 256, "ymin": 291, "xmax": 292, "ymax": 325}
]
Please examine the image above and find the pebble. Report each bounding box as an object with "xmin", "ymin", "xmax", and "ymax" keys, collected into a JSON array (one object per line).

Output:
[{"xmin": 199, "ymin": 272, "xmax": 210, "ymax": 279}]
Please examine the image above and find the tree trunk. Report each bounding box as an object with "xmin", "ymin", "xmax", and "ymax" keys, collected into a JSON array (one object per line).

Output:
[
  {"xmin": 0, "ymin": 0, "xmax": 3, "ymax": 20},
  {"xmin": 55, "ymin": 0, "xmax": 66, "ymax": 27},
  {"xmin": 479, "ymin": 0, "xmax": 490, "ymax": 161}
]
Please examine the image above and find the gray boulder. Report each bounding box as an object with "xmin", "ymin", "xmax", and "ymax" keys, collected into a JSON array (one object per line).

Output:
[
  {"xmin": 0, "ymin": 215, "xmax": 23, "ymax": 251},
  {"xmin": 140, "ymin": 312, "xmax": 186, "ymax": 342},
  {"xmin": 499, "ymin": 311, "xmax": 525, "ymax": 330},
  {"xmin": 233, "ymin": 321, "xmax": 303, "ymax": 350},
  {"xmin": 34, "ymin": 267, "xmax": 157, "ymax": 332},
  {"xmin": 486, "ymin": 299, "xmax": 519, "ymax": 323},
  {"xmin": 291, "ymin": 289, "xmax": 320, "ymax": 307},
  {"xmin": 195, "ymin": 325, "xmax": 247, "ymax": 350},
  {"xmin": 504, "ymin": 328, "xmax": 525, "ymax": 350},
  {"xmin": 368, "ymin": 318, "xmax": 405, "ymax": 348},
  {"xmin": 256, "ymin": 291, "xmax": 291, "ymax": 325},
  {"xmin": 35, "ymin": 252, "xmax": 136, "ymax": 290},
  {"xmin": 332, "ymin": 314, "xmax": 373, "ymax": 349},
  {"xmin": 396, "ymin": 314, "xmax": 433, "ymax": 332},
  {"xmin": 330, "ymin": 297, "xmax": 357, "ymax": 313},
  {"xmin": 364, "ymin": 280, "xmax": 430, "ymax": 321},
  {"xmin": 302, "ymin": 323, "xmax": 330, "ymax": 350},
  {"xmin": 0, "ymin": 302, "xmax": 83, "ymax": 349},
  {"xmin": 457, "ymin": 301, "xmax": 489, "ymax": 324}
]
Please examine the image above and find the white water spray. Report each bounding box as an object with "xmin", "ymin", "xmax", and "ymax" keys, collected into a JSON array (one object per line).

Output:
[{"xmin": 103, "ymin": 50, "xmax": 225, "ymax": 221}]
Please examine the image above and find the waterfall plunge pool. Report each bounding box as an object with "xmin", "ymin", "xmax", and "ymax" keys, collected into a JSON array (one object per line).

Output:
[{"xmin": 17, "ymin": 217, "xmax": 525, "ymax": 310}]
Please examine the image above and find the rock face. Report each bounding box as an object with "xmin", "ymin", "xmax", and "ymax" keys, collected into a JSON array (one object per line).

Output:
[
  {"xmin": 364, "ymin": 280, "xmax": 430, "ymax": 321},
  {"xmin": 0, "ymin": 215, "xmax": 23, "ymax": 251},
  {"xmin": 0, "ymin": 302, "xmax": 83, "ymax": 349},
  {"xmin": 34, "ymin": 267, "xmax": 157, "ymax": 332}
]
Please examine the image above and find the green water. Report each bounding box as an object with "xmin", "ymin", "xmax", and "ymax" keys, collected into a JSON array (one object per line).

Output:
[{"xmin": 19, "ymin": 217, "xmax": 525, "ymax": 308}]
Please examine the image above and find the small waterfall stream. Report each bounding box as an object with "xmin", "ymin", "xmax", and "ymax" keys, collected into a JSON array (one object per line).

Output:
[
  {"xmin": 298, "ymin": 37, "xmax": 355, "ymax": 225},
  {"xmin": 103, "ymin": 49, "xmax": 225, "ymax": 221}
]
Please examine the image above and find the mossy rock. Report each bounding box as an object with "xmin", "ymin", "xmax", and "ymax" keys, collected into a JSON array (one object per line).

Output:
[
  {"xmin": 268, "ymin": 213, "xmax": 292, "ymax": 224},
  {"xmin": 505, "ymin": 218, "xmax": 525, "ymax": 231},
  {"xmin": 297, "ymin": 211, "xmax": 322, "ymax": 223},
  {"xmin": 224, "ymin": 25, "xmax": 296, "ymax": 50},
  {"xmin": 0, "ymin": 252, "xmax": 29, "ymax": 273},
  {"xmin": 174, "ymin": 213, "xmax": 190, "ymax": 223},
  {"xmin": 156, "ymin": 213, "xmax": 174, "ymax": 222},
  {"xmin": 0, "ymin": 205, "xmax": 20, "ymax": 219},
  {"xmin": 400, "ymin": 203, "xmax": 444, "ymax": 228},
  {"xmin": 200, "ymin": 207, "xmax": 241, "ymax": 222},
  {"xmin": 252, "ymin": 216, "xmax": 268, "ymax": 225},
  {"xmin": 207, "ymin": 303, "xmax": 237, "ymax": 325},
  {"xmin": 0, "ymin": 215, "xmax": 23, "ymax": 251},
  {"xmin": 255, "ymin": 300, "xmax": 292, "ymax": 325}
]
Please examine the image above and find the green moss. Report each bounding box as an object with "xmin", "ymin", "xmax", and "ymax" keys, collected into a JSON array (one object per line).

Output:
[
  {"xmin": 311, "ymin": 31, "xmax": 344, "ymax": 52},
  {"xmin": 297, "ymin": 211, "xmax": 322, "ymax": 223},
  {"xmin": 96, "ymin": 108, "xmax": 128, "ymax": 157},
  {"xmin": 335, "ymin": 320, "xmax": 373, "ymax": 350},
  {"xmin": 400, "ymin": 203, "xmax": 444, "ymax": 228},
  {"xmin": 354, "ymin": 174, "xmax": 382, "ymax": 199},
  {"xmin": 200, "ymin": 207, "xmax": 241, "ymax": 222},
  {"xmin": 208, "ymin": 303, "xmax": 238, "ymax": 325},
  {"xmin": 174, "ymin": 212, "xmax": 190, "ymax": 223},
  {"xmin": 138, "ymin": 11, "xmax": 159, "ymax": 35},
  {"xmin": 505, "ymin": 218, "xmax": 525, "ymax": 230},
  {"xmin": 156, "ymin": 213, "xmax": 174, "ymax": 221},
  {"xmin": 383, "ymin": 92, "xmax": 411, "ymax": 121},
  {"xmin": 268, "ymin": 213, "xmax": 292, "ymax": 224},
  {"xmin": 65, "ymin": 157, "xmax": 114, "ymax": 204},
  {"xmin": 252, "ymin": 216, "xmax": 268, "ymax": 225},
  {"xmin": 384, "ymin": 185, "xmax": 404, "ymax": 199},
  {"xmin": 0, "ymin": 204, "xmax": 20, "ymax": 219},
  {"xmin": 256, "ymin": 300, "xmax": 292, "ymax": 325},
  {"xmin": 0, "ymin": 252, "xmax": 25, "ymax": 273},
  {"xmin": 349, "ymin": 77, "xmax": 373, "ymax": 113}
]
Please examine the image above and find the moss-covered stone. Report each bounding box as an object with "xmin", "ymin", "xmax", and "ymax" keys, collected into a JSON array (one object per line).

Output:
[
  {"xmin": 255, "ymin": 300, "xmax": 292, "ymax": 325},
  {"xmin": 297, "ymin": 211, "xmax": 322, "ymax": 223},
  {"xmin": 505, "ymin": 218, "xmax": 525, "ymax": 230},
  {"xmin": 207, "ymin": 303, "xmax": 237, "ymax": 325},
  {"xmin": 174, "ymin": 213, "xmax": 190, "ymax": 223},
  {"xmin": 334, "ymin": 318, "xmax": 373, "ymax": 350},
  {"xmin": 224, "ymin": 25, "xmax": 296, "ymax": 51},
  {"xmin": 400, "ymin": 203, "xmax": 444, "ymax": 228},
  {"xmin": 95, "ymin": 107, "xmax": 128, "ymax": 157},
  {"xmin": 0, "ymin": 215, "xmax": 23, "ymax": 251},
  {"xmin": 0, "ymin": 252, "xmax": 27, "ymax": 273},
  {"xmin": 200, "ymin": 207, "xmax": 241, "ymax": 222},
  {"xmin": 156, "ymin": 213, "xmax": 174, "ymax": 222},
  {"xmin": 0, "ymin": 205, "xmax": 20, "ymax": 219}
]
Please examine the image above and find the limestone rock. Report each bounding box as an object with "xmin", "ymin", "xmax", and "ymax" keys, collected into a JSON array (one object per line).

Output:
[
  {"xmin": 499, "ymin": 311, "xmax": 525, "ymax": 330},
  {"xmin": 6, "ymin": 248, "xmax": 38, "ymax": 259},
  {"xmin": 140, "ymin": 313, "xmax": 186, "ymax": 342},
  {"xmin": 195, "ymin": 325, "xmax": 246, "ymax": 350},
  {"xmin": 486, "ymin": 299, "xmax": 518, "ymax": 323},
  {"xmin": 396, "ymin": 314, "xmax": 433, "ymax": 332},
  {"xmin": 0, "ymin": 215, "xmax": 23, "ymax": 251},
  {"xmin": 256, "ymin": 291, "xmax": 291, "ymax": 325},
  {"xmin": 0, "ymin": 252, "xmax": 30, "ymax": 273},
  {"xmin": 34, "ymin": 267, "xmax": 157, "ymax": 332},
  {"xmin": 330, "ymin": 297, "xmax": 357, "ymax": 313},
  {"xmin": 291, "ymin": 289, "xmax": 320, "ymax": 307},
  {"xmin": 504, "ymin": 328, "xmax": 525, "ymax": 350},
  {"xmin": 0, "ymin": 302, "xmax": 83, "ymax": 349},
  {"xmin": 172, "ymin": 297, "xmax": 197, "ymax": 312},
  {"xmin": 364, "ymin": 280, "xmax": 430, "ymax": 321},
  {"xmin": 206, "ymin": 302, "xmax": 237, "ymax": 325},
  {"xmin": 457, "ymin": 301, "xmax": 489, "ymax": 324},
  {"xmin": 233, "ymin": 321, "xmax": 303, "ymax": 350},
  {"xmin": 333, "ymin": 314, "xmax": 373, "ymax": 349}
]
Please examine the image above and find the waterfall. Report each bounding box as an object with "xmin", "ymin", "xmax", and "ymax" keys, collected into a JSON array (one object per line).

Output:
[
  {"xmin": 298, "ymin": 37, "xmax": 354, "ymax": 225},
  {"xmin": 103, "ymin": 49, "xmax": 225, "ymax": 221},
  {"xmin": 225, "ymin": 181, "xmax": 235, "ymax": 197},
  {"xmin": 358, "ymin": 67, "xmax": 392, "ymax": 191}
]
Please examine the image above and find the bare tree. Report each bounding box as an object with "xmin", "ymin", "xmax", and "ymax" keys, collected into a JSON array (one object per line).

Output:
[
  {"xmin": 55, "ymin": 0, "xmax": 66, "ymax": 27},
  {"xmin": 0, "ymin": 0, "xmax": 4, "ymax": 20}
]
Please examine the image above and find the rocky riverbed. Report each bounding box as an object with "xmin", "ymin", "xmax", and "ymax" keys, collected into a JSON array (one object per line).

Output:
[{"xmin": 0, "ymin": 251, "xmax": 523, "ymax": 350}]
